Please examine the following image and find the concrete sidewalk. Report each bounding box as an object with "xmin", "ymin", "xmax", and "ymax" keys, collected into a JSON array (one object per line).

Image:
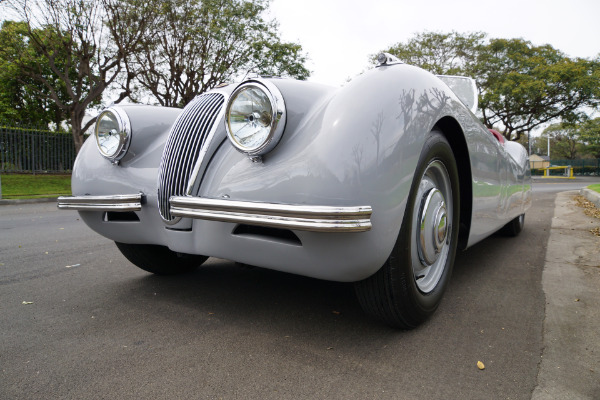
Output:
[{"xmin": 533, "ymin": 191, "xmax": 600, "ymax": 399}]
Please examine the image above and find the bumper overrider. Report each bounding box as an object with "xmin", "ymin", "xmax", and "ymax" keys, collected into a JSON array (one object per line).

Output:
[{"xmin": 57, "ymin": 194, "xmax": 372, "ymax": 233}]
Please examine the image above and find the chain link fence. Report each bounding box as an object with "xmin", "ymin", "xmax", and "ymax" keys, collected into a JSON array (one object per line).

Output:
[{"xmin": 0, "ymin": 126, "xmax": 76, "ymax": 173}]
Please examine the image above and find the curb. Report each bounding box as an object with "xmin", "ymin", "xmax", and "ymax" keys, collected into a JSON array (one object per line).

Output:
[
  {"xmin": 579, "ymin": 188, "xmax": 600, "ymax": 208},
  {"xmin": 0, "ymin": 197, "xmax": 58, "ymax": 206},
  {"xmin": 532, "ymin": 191, "xmax": 600, "ymax": 399}
]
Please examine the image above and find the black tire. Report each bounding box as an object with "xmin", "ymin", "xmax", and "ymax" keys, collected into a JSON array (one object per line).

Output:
[
  {"xmin": 498, "ymin": 214, "xmax": 525, "ymax": 237},
  {"xmin": 115, "ymin": 242, "xmax": 208, "ymax": 275},
  {"xmin": 355, "ymin": 129, "xmax": 460, "ymax": 329}
]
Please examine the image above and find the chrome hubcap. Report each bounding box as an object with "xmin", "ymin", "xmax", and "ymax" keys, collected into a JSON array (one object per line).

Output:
[
  {"xmin": 411, "ymin": 160, "xmax": 452, "ymax": 294},
  {"xmin": 418, "ymin": 188, "xmax": 448, "ymax": 265}
]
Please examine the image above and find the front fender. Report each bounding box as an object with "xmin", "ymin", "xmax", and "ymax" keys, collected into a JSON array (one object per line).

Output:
[
  {"xmin": 72, "ymin": 105, "xmax": 181, "ymax": 197},
  {"xmin": 197, "ymin": 65, "xmax": 470, "ymax": 278}
]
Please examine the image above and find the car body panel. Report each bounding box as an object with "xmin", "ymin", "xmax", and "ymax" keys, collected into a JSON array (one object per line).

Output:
[{"xmin": 63, "ymin": 63, "xmax": 531, "ymax": 282}]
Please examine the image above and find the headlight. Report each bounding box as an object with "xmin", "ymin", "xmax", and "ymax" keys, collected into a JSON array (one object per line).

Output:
[
  {"xmin": 225, "ymin": 80, "xmax": 286, "ymax": 157},
  {"xmin": 95, "ymin": 107, "xmax": 131, "ymax": 162}
]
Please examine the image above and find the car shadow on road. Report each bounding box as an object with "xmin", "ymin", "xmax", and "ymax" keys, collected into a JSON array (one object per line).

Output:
[
  {"xmin": 115, "ymin": 258, "xmax": 399, "ymax": 336},
  {"xmin": 105, "ymin": 230, "xmax": 533, "ymax": 341}
]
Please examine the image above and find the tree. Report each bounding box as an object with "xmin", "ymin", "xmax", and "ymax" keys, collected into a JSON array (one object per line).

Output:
[
  {"xmin": 127, "ymin": 0, "xmax": 310, "ymax": 107},
  {"xmin": 0, "ymin": 20, "xmax": 70, "ymax": 128},
  {"xmin": 381, "ymin": 32, "xmax": 600, "ymax": 141},
  {"xmin": 2, "ymin": 0, "xmax": 153, "ymax": 152},
  {"xmin": 578, "ymin": 117, "xmax": 600, "ymax": 158},
  {"xmin": 383, "ymin": 31, "xmax": 485, "ymax": 76},
  {"xmin": 476, "ymin": 39, "xmax": 600, "ymax": 141},
  {"xmin": 542, "ymin": 123, "xmax": 580, "ymax": 160}
]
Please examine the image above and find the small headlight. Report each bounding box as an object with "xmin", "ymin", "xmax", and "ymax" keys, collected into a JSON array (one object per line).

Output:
[
  {"xmin": 95, "ymin": 107, "xmax": 131, "ymax": 162},
  {"xmin": 225, "ymin": 80, "xmax": 286, "ymax": 157}
]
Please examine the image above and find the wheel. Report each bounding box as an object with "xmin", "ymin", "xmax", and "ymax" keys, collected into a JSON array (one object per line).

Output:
[
  {"xmin": 498, "ymin": 214, "xmax": 524, "ymax": 237},
  {"xmin": 355, "ymin": 129, "xmax": 460, "ymax": 329},
  {"xmin": 115, "ymin": 242, "xmax": 208, "ymax": 275}
]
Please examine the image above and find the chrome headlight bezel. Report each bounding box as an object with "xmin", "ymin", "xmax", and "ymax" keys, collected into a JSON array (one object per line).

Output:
[
  {"xmin": 94, "ymin": 107, "xmax": 131, "ymax": 162},
  {"xmin": 224, "ymin": 80, "xmax": 286, "ymax": 157}
]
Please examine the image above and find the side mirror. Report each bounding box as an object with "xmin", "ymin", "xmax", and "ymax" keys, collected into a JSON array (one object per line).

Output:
[{"xmin": 436, "ymin": 75, "xmax": 478, "ymax": 114}]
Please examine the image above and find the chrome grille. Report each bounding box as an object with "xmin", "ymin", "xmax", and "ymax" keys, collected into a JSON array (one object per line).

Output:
[{"xmin": 158, "ymin": 93, "xmax": 225, "ymax": 221}]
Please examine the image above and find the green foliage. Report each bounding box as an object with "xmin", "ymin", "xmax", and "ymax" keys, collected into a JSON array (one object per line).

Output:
[
  {"xmin": 382, "ymin": 31, "xmax": 485, "ymax": 75},
  {"xmin": 128, "ymin": 0, "xmax": 310, "ymax": 107},
  {"xmin": 1, "ymin": 0, "xmax": 154, "ymax": 152},
  {"xmin": 476, "ymin": 39, "xmax": 600, "ymax": 141},
  {"xmin": 528, "ymin": 118, "xmax": 600, "ymax": 160},
  {"xmin": 541, "ymin": 123, "xmax": 580, "ymax": 159},
  {"xmin": 251, "ymin": 40, "xmax": 310, "ymax": 80},
  {"xmin": 381, "ymin": 32, "xmax": 600, "ymax": 142},
  {"xmin": 578, "ymin": 118, "xmax": 600, "ymax": 158},
  {"xmin": 0, "ymin": 21, "xmax": 70, "ymax": 128}
]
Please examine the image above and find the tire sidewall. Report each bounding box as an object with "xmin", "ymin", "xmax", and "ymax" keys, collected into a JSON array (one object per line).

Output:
[{"xmin": 393, "ymin": 130, "xmax": 460, "ymax": 314}]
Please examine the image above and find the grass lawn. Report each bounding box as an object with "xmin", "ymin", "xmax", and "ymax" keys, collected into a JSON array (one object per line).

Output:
[
  {"xmin": 0, "ymin": 174, "xmax": 71, "ymax": 199},
  {"xmin": 589, "ymin": 184, "xmax": 600, "ymax": 194}
]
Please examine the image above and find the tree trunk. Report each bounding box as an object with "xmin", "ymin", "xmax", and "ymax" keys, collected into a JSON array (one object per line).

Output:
[{"xmin": 71, "ymin": 110, "xmax": 85, "ymax": 154}]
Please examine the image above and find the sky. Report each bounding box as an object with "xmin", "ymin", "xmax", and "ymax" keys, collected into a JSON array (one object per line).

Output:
[{"xmin": 269, "ymin": 0, "xmax": 600, "ymax": 86}]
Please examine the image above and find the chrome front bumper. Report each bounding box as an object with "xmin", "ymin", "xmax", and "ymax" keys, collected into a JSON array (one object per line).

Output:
[
  {"xmin": 170, "ymin": 196, "xmax": 372, "ymax": 233},
  {"xmin": 57, "ymin": 194, "xmax": 372, "ymax": 233},
  {"xmin": 57, "ymin": 194, "xmax": 143, "ymax": 211}
]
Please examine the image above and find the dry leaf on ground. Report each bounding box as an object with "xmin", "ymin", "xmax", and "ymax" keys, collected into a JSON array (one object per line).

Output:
[{"xmin": 574, "ymin": 196, "xmax": 600, "ymax": 237}]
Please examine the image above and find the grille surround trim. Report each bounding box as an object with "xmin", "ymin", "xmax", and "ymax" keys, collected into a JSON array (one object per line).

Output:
[{"xmin": 157, "ymin": 92, "xmax": 226, "ymax": 223}]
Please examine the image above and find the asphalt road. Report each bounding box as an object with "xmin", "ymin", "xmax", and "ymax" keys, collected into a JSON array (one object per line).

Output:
[
  {"xmin": 531, "ymin": 175, "xmax": 599, "ymax": 193},
  {"xmin": 0, "ymin": 181, "xmax": 593, "ymax": 399}
]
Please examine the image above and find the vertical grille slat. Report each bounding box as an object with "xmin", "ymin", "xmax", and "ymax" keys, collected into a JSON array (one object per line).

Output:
[
  {"xmin": 158, "ymin": 93, "xmax": 225, "ymax": 221},
  {"xmin": 169, "ymin": 98, "xmax": 208, "ymax": 191},
  {"xmin": 164, "ymin": 97, "xmax": 210, "ymax": 203},
  {"xmin": 173, "ymin": 95, "xmax": 222, "ymax": 197}
]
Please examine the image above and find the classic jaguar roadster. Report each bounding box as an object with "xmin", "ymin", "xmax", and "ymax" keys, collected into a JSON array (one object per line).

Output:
[{"xmin": 58, "ymin": 53, "xmax": 531, "ymax": 328}]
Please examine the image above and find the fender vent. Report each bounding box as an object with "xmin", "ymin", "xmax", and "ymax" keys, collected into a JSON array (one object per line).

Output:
[{"xmin": 157, "ymin": 93, "xmax": 224, "ymax": 221}]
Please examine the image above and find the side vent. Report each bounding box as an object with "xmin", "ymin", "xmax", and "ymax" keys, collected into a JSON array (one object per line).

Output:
[
  {"xmin": 103, "ymin": 211, "xmax": 140, "ymax": 222},
  {"xmin": 232, "ymin": 225, "xmax": 302, "ymax": 246}
]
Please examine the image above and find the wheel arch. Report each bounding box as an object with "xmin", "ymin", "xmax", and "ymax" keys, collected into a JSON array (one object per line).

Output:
[{"xmin": 434, "ymin": 116, "xmax": 472, "ymax": 251}]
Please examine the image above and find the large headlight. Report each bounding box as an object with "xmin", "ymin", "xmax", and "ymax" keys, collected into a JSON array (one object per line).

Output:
[
  {"xmin": 225, "ymin": 80, "xmax": 286, "ymax": 157},
  {"xmin": 95, "ymin": 107, "xmax": 131, "ymax": 162}
]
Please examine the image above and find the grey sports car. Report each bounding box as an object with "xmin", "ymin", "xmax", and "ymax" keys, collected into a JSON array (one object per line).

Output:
[{"xmin": 58, "ymin": 53, "xmax": 531, "ymax": 328}]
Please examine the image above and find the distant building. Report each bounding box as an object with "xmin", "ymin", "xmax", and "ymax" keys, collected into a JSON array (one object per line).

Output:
[{"xmin": 530, "ymin": 154, "xmax": 550, "ymax": 169}]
